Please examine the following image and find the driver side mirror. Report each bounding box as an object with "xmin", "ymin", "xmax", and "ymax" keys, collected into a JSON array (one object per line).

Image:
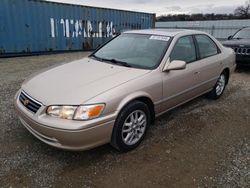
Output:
[
  {"xmin": 163, "ymin": 60, "xmax": 187, "ymax": 72},
  {"xmin": 228, "ymin": 35, "xmax": 233, "ymax": 40}
]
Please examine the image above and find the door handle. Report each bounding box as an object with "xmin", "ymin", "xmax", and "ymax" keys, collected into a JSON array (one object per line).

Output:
[{"xmin": 194, "ymin": 71, "xmax": 200, "ymax": 75}]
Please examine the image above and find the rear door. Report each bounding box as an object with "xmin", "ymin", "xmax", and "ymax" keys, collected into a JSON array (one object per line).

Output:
[{"xmin": 193, "ymin": 34, "xmax": 224, "ymax": 92}]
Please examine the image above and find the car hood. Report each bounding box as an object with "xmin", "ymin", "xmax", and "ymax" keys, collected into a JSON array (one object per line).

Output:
[
  {"xmin": 22, "ymin": 58, "xmax": 150, "ymax": 105},
  {"xmin": 222, "ymin": 39, "xmax": 250, "ymax": 47}
]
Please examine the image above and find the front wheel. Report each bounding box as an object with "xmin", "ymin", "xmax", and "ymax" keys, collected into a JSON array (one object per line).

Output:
[
  {"xmin": 207, "ymin": 72, "xmax": 228, "ymax": 100},
  {"xmin": 111, "ymin": 101, "xmax": 151, "ymax": 152}
]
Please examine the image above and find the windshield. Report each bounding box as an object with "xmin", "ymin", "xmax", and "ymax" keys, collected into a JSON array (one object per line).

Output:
[
  {"xmin": 233, "ymin": 29, "xmax": 250, "ymax": 39},
  {"xmin": 92, "ymin": 33, "xmax": 171, "ymax": 69}
]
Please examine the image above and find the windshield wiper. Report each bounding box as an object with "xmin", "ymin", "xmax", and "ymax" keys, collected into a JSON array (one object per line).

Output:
[
  {"xmin": 102, "ymin": 58, "xmax": 132, "ymax": 67},
  {"xmin": 89, "ymin": 54, "xmax": 104, "ymax": 61},
  {"xmin": 233, "ymin": 37, "xmax": 243, "ymax": 40},
  {"xmin": 90, "ymin": 54, "xmax": 131, "ymax": 67}
]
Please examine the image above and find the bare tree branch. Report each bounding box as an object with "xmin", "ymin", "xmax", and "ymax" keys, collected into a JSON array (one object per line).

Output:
[{"xmin": 234, "ymin": 0, "xmax": 250, "ymax": 18}]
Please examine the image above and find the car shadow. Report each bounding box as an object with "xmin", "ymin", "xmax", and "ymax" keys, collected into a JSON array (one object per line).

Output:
[{"xmin": 235, "ymin": 65, "xmax": 250, "ymax": 74}]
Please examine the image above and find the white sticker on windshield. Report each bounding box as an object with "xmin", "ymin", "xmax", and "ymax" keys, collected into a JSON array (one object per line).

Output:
[{"xmin": 149, "ymin": 35, "xmax": 170, "ymax": 41}]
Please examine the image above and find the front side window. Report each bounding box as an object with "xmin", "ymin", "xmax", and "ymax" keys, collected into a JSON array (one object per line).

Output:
[
  {"xmin": 170, "ymin": 36, "xmax": 196, "ymax": 63},
  {"xmin": 195, "ymin": 35, "xmax": 219, "ymax": 59},
  {"xmin": 92, "ymin": 33, "xmax": 171, "ymax": 69}
]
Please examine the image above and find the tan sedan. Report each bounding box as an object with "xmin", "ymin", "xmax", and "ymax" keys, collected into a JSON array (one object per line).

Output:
[{"xmin": 15, "ymin": 29, "xmax": 236, "ymax": 152}]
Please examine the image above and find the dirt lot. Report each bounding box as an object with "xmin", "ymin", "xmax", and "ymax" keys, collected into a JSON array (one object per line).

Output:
[{"xmin": 0, "ymin": 52, "xmax": 249, "ymax": 188}]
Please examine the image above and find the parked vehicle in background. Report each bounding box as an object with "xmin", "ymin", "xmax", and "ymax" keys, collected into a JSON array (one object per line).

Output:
[
  {"xmin": 223, "ymin": 27, "xmax": 250, "ymax": 67},
  {"xmin": 15, "ymin": 29, "xmax": 236, "ymax": 152}
]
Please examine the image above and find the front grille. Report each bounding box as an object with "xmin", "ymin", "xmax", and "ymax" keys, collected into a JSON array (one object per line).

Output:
[
  {"xmin": 19, "ymin": 91, "xmax": 42, "ymax": 113},
  {"xmin": 233, "ymin": 47, "xmax": 250, "ymax": 55}
]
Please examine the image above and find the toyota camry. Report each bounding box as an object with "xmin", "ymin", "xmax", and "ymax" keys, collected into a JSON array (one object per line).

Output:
[{"xmin": 15, "ymin": 29, "xmax": 236, "ymax": 152}]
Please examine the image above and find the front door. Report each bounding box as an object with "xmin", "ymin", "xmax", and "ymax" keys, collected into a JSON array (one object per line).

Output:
[{"xmin": 161, "ymin": 35, "xmax": 201, "ymax": 111}]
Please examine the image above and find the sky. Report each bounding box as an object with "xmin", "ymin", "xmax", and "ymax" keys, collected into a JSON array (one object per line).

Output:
[{"xmin": 46, "ymin": 0, "xmax": 247, "ymax": 16}]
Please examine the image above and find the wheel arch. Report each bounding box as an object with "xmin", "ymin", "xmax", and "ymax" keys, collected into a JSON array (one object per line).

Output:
[
  {"xmin": 223, "ymin": 67, "xmax": 230, "ymax": 85},
  {"xmin": 117, "ymin": 92, "xmax": 156, "ymax": 124}
]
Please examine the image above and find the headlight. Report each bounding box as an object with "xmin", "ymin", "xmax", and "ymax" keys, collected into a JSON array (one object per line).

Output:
[
  {"xmin": 47, "ymin": 106, "xmax": 77, "ymax": 120},
  {"xmin": 47, "ymin": 104, "xmax": 105, "ymax": 120}
]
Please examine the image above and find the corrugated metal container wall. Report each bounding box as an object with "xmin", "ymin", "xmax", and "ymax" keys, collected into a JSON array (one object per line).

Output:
[
  {"xmin": 0, "ymin": 0, "xmax": 155, "ymax": 57},
  {"xmin": 156, "ymin": 20, "xmax": 250, "ymax": 40}
]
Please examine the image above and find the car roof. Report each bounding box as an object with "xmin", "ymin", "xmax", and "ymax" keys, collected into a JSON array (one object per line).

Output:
[
  {"xmin": 124, "ymin": 29, "xmax": 206, "ymax": 37},
  {"xmin": 241, "ymin": 27, "xmax": 250, "ymax": 30}
]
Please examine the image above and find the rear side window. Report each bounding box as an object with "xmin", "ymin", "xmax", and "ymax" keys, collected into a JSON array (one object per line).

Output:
[
  {"xmin": 170, "ymin": 36, "xmax": 196, "ymax": 63},
  {"xmin": 195, "ymin": 35, "xmax": 219, "ymax": 59}
]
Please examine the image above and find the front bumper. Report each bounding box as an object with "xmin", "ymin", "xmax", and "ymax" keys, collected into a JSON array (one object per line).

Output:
[{"xmin": 14, "ymin": 91, "xmax": 116, "ymax": 151}]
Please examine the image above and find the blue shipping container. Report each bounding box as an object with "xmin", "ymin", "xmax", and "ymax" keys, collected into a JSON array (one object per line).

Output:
[{"xmin": 0, "ymin": 0, "xmax": 155, "ymax": 57}]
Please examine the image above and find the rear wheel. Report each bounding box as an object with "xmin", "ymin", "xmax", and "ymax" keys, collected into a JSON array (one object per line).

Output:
[
  {"xmin": 111, "ymin": 101, "xmax": 151, "ymax": 152},
  {"xmin": 207, "ymin": 71, "xmax": 228, "ymax": 99}
]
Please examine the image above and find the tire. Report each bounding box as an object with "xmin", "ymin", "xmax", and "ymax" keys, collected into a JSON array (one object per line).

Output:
[
  {"xmin": 207, "ymin": 71, "xmax": 228, "ymax": 100},
  {"xmin": 111, "ymin": 101, "xmax": 151, "ymax": 152}
]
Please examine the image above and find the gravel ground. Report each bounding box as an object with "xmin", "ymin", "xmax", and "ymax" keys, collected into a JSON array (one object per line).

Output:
[{"xmin": 0, "ymin": 52, "xmax": 249, "ymax": 188}]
